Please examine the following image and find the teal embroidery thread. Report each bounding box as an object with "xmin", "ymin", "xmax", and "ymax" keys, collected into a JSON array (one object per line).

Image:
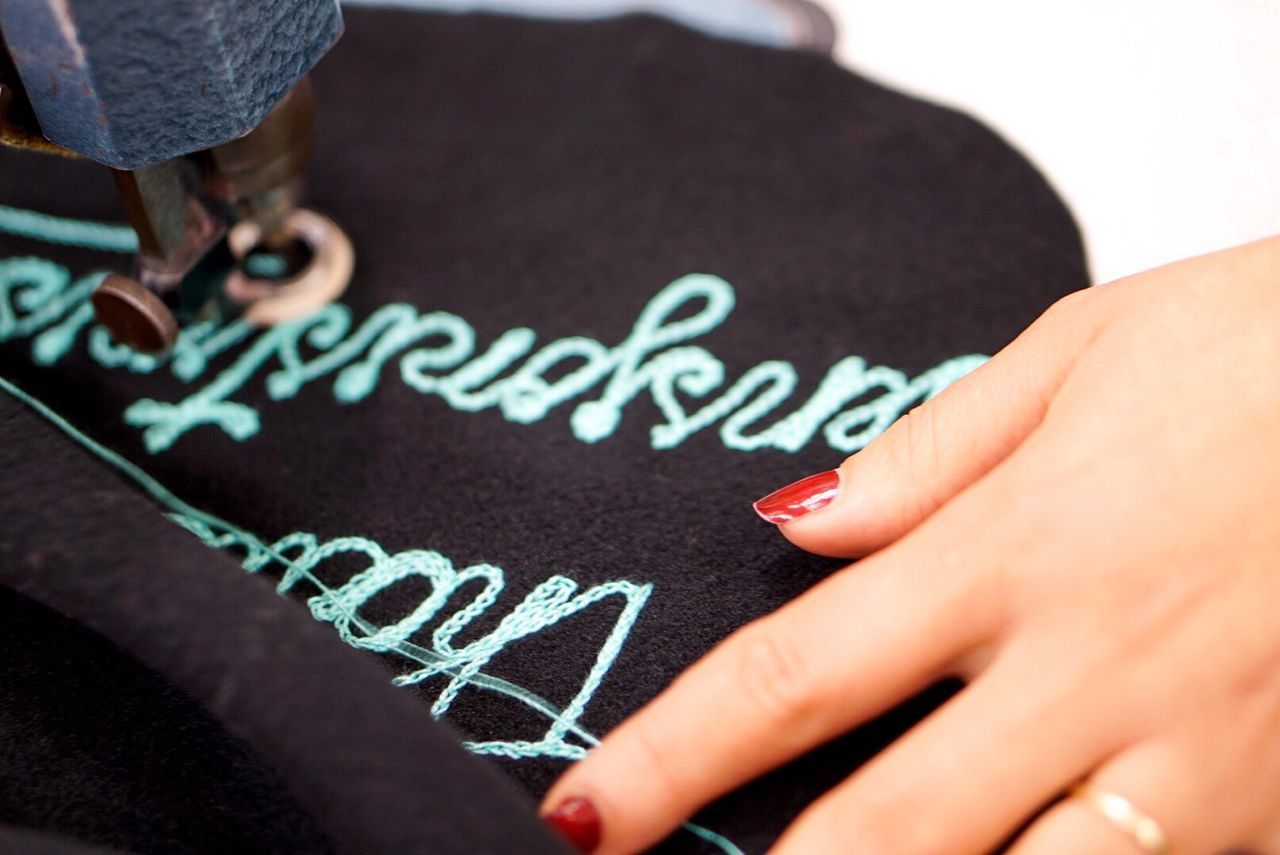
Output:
[
  {"xmin": 0, "ymin": 373, "xmax": 743, "ymax": 855},
  {"xmin": 1, "ymin": 205, "xmax": 987, "ymax": 462},
  {"xmin": 0, "ymin": 204, "xmax": 138, "ymax": 253}
]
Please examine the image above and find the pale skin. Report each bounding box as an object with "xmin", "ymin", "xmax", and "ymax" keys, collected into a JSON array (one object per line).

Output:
[{"xmin": 542, "ymin": 234, "xmax": 1280, "ymax": 853}]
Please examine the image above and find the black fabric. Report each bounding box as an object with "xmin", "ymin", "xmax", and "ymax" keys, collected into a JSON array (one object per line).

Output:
[
  {"xmin": 0, "ymin": 583, "xmax": 328, "ymax": 855},
  {"xmin": 0, "ymin": 394, "xmax": 570, "ymax": 855},
  {"xmin": 0, "ymin": 822, "xmax": 121, "ymax": 855},
  {"xmin": 0, "ymin": 8, "xmax": 1089, "ymax": 853}
]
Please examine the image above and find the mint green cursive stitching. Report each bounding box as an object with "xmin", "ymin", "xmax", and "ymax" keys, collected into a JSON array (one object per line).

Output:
[{"xmin": 0, "ymin": 208, "xmax": 988, "ymax": 458}]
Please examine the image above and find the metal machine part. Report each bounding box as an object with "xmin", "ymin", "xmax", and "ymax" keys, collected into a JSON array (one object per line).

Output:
[
  {"xmin": 0, "ymin": 1, "xmax": 352, "ymax": 353},
  {"xmin": 90, "ymin": 275, "xmax": 182, "ymax": 354},
  {"xmin": 226, "ymin": 208, "xmax": 354, "ymax": 326},
  {"xmin": 0, "ymin": 0, "xmax": 341, "ymax": 168}
]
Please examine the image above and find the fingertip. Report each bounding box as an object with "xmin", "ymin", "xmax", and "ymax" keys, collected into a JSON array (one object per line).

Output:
[
  {"xmin": 541, "ymin": 794, "xmax": 603, "ymax": 853},
  {"xmin": 754, "ymin": 300, "xmax": 1094, "ymax": 560},
  {"xmin": 751, "ymin": 468, "xmax": 841, "ymax": 525},
  {"xmin": 541, "ymin": 759, "xmax": 635, "ymax": 854},
  {"xmin": 754, "ymin": 458, "xmax": 895, "ymax": 558}
]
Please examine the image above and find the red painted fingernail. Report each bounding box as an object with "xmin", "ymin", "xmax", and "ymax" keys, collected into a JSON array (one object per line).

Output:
[
  {"xmin": 753, "ymin": 469, "xmax": 841, "ymax": 524},
  {"xmin": 542, "ymin": 796, "xmax": 602, "ymax": 853}
]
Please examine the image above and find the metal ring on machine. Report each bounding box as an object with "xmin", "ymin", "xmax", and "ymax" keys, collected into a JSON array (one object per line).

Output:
[{"xmin": 224, "ymin": 207, "xmax": 354, "ymax": 325}]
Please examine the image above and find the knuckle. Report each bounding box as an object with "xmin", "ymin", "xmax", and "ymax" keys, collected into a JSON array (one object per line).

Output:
[
  {"xmin": 1034, "ymin": 285, "xmax": 1122, "ymax": 340},
  {"xmin": 838, "ymin": 450, "xmax": 860, "ymax": 474},
  {"xmin": 888, "ymin": 407, "xmax": 947, "ymax": 520},
  {"xmin": 1040, "ymin": 287, "xmax": 1094, "ymax": 325},
  {"xmin": 733, "ymin": 626, "xmax": 820, "ymax": 724}
]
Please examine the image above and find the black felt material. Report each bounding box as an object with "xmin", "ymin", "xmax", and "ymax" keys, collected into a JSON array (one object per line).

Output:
[
  {"xmin": 0, "ymin": 822, "xmax": 122, "ymax": 855},
  {"xmin": 0, "ymin": 8, "xmax": 1089, "ymax": 853},
  {"xmin": 0, "ymin": 394, "xmax": 570, "ymax": 855},
  {"xmin": 0, "ymin": 583, "xmax": 329, "ymax": 855}
]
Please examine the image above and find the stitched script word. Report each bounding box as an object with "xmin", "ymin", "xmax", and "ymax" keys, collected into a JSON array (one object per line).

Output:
[
  {"xmin": 0, "ymin": 205, "xmax": 987, "ymax": 456},
  {"xmin": 180, "ymin": 518, "xmax": 652, "ymax": 763}
]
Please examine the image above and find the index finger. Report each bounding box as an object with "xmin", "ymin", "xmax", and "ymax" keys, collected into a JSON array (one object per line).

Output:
[{"xmin": 540, "ymin": 511, "xmax": 1009, "ymax": 853}]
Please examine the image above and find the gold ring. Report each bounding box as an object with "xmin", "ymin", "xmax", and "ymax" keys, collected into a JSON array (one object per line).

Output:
[{"xmin": 1071, "ymin": 782, "xmax": 1172, "ymax": 855}]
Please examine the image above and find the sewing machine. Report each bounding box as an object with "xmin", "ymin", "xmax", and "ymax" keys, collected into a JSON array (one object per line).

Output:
[{"xmin": 0, "ymin": 0, "xmax": 353, "ymax": 353}]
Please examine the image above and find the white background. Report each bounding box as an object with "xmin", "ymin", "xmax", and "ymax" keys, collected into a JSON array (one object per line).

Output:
[{"xmin": 822, "ymin": 1, "xmax": 1280, "ymax": 283}]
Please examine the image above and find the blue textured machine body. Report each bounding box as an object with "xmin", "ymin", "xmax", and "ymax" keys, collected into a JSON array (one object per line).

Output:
[{"xmin": 0, "ymin": 0, "xmax": 343, "ymax": 169}]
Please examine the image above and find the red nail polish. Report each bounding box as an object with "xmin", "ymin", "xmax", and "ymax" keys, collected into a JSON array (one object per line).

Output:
[
  {"xmin": 753, "ymin": 469, "xmax": 840, "ymax": 524},
  {"xmin": 542, "ymin": 796, "xmax": 602, "ymax": 853}
]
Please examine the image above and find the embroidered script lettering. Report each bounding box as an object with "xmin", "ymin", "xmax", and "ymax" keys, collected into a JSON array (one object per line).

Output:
[
  {"xmin": 175, "ymin": 517, "xmax": 651, "ymax": 762},
  {"xmin": 0, "ymin": 205, "xmax": 988, "ymax": 456}
]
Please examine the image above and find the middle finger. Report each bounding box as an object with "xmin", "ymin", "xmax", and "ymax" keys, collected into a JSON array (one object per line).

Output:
[{"xmin": 770, "ymin": 635, "xmax": 1128, "ymax": 854}]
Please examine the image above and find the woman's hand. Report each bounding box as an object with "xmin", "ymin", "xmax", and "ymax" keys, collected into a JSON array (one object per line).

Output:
[{"xmin": 541, "ymin": 235, "xmax": 1280, "ymax": 854}]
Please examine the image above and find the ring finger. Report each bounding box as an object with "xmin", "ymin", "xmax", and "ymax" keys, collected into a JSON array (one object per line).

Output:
[{"xmin": 1010, "ymin": 712, "xmax": 1280, "ymax": 855}]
